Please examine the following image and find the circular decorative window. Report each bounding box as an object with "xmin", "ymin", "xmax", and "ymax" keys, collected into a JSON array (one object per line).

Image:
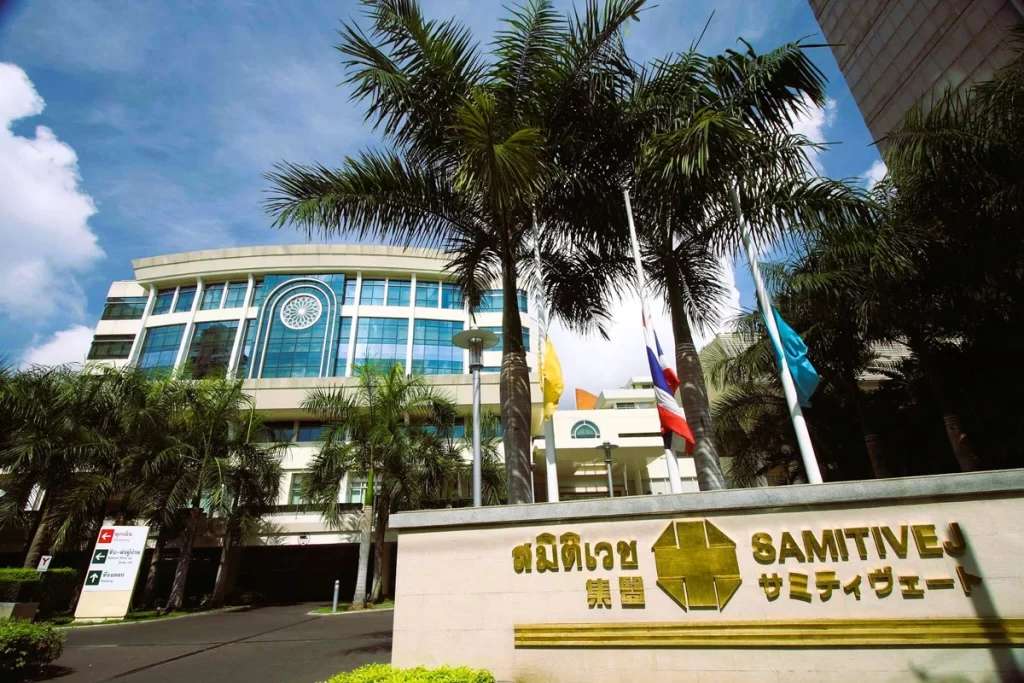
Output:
[{"xmin": 280, "ymin": 294, "xmax": 323, "ymax": 330}]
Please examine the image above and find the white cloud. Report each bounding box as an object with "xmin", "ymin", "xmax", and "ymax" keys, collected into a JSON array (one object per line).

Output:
[
  {"xmin": 548, "ymin": 257, "xmax": 742, "ymax": 407},
  {"xmin": 20, "ymin": 324, "xmax": 94, "ymax": 367},
  {"xmin": 862, "ymin": 159, "xmax": 887, "ymax": 188},
  {"xmin": 790, "ymin": 95, "xmax": 838, "ymax": 173},
  {"xmin": 0, "ymin": 63, "xmax": 104, "ymax": 322}
]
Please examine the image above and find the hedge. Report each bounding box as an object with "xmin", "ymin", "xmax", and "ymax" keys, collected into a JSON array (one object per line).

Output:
[
  {"xmin": 0, "ymin": 620, "xmax": 66, "ymax": 676},
  {"xmin": 323, "ymin": 665, "xmax": 495, "ymax": 683},
  {"xmin": 0, "ymin": 568, "xmax": 79, "ymax": 616}
]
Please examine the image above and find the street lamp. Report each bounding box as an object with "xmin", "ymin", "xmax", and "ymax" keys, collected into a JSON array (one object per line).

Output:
[
  {"xmin": 596, "ymin": 441, "xmax": 619, "ymax": 499},
  {"xmin": 453, "ymin": 328, "xmax": 499, "ymax": 507}
]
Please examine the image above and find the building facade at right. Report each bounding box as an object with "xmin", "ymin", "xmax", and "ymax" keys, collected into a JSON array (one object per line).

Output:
[{"xmin": 809, "ymin": 0, "xmax": 1024, "ymax": 140}]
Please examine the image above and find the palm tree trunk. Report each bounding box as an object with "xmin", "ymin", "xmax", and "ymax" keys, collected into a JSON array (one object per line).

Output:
[
  {"xmin": 166, "ymin": 506, "xmax": 201, "ymax": 612},
  {"xmin": 22, "ymin": 498, "xmax": 54, "ymax": 569},
  {"xmin": 847, "ymin": 376, "xmax": 890, "ymax": 478},
  {"xmin": 210, "ymin": 525, "xmax": 235, "ymax": 608},
  {"xmin": 666, "ymin": 278, "xmax": 726, "ymax": 491},
  {"xmin": 499, "ymin": 255, "xmax": 533, "ymax": 504},
  {"xmin": 142, "ymin": 532, "xmax": 167, "ymax": 609},
  {"xmin": 353, "ymin": 504, "xmax": 372, "ymax": 607},
  {"xmin": 369, "ymin": 502, "xmax": 388, "ymax": 604}
]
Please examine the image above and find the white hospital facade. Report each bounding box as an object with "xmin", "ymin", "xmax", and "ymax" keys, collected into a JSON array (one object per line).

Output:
[{"xmin": 84, "ymin": 245, "xmax": 697, "ymax": 599}]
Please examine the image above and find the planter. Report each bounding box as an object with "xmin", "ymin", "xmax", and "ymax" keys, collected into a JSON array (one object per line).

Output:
[{"xmin": 0, "ymin": 602, "xmax": 39, "ymax": 621}]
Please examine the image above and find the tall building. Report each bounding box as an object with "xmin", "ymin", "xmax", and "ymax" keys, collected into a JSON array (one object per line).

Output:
[
  {"xmin": 79, "ymin": 244, "xmax": 698, "ymax": 601},
  {"xmin": 809, "ymin": 0, "xmax": 1024, "ymax": 140}
]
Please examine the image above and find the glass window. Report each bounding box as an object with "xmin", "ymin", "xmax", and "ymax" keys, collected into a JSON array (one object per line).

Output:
[
  {"xmin": 386, "ymin": 279, "xmax": 411, "ymax": 306},
  {"xmin": 474, "ymin": 289, "xmax": 528, "ymax": 313},
  {"xmin": 334, "ymin": 316, "xmax": 353, "ymax": 376},
  {"xmin": 416, "ymin": 281, "xmax": 439, "ymax": 308},
  {"xmin": 137, "ymin": 324, "xmax": 185, "ymax": 375},
  {"xmin": 571, "ymin": 420, "xmax": 601, "ymax": 439},
  {"xmin": 184, "ymin": 321, "xmax": 238, "ymax": 378},
  {"xmin": 236, "ymin": 319, "xmax": 257, "ymax": 377},
  {"xmin": 224, "ymin": 282, "xmax": 249, "ymax": 308},
  {"xmin": 251, "ymin": 279, "xmax": 265, "ymax": 307},
  {"xmin": 288, "ymin": 473, "xmax": 308, "ymax": 505},
  {"xmin": 348, "ymin": 478, "xmax": 368, "ymax": 505},
  {"xmin": 297, "ymin": 422, "xmax": 326, "ymax": 442},
  {"xmin": 174, "ymin": 286, "xmax": 196, "ymax": 313},
  {"xmin": 412, "ymin": 320, "xmax": 463, "ymax": 375},
  {"xmin": 452, "ymin": 418, "xmax": 465, "ymax": 439},
  {"xmin": 354, "ymin": 317, "xmax": 408, "ymax": 371},
  {"xmin": 262, "ymin": 421, "xmax": 295, "ymax": 443},
  {"xmin": 481, "ymin": 366, "xmax": 501, "ymax": 373},
  {"xmin": 101, "ymin": 297, "xmax": 148, "ymax": 321},
  {"xmin": 200, "ymin": 283, "xmax": 224, "ymax": 310},
  {"xmin": 360, "ymin": 279, "xmax": 385, "ymax": 305},
  {"xmin": 441, "ymin": 283, "xmax": 463, "ymax": 310},
  {"xmin": 343, "ymin": 279, "xmax": 358, "ymax": 305},
  {"xmin": 482, "ymin": 326, "xmax": 530, "ymax": 352},
  {"xmin": 260, "ymin": 288, "xmax": 329, "ymax": 379},
  {"xmin": 152, "ymin": 288, "xmax": 175, "ymax": 315},
  {"xmin": 87, "ymin": 334, "xmax": 135, "ymax": 360}
]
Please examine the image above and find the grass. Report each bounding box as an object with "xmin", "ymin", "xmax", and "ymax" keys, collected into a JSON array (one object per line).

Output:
[
  {"xmin": 45, "ymin": 605, "xmax": 241, "ymax": 627},
  {"xmin": 312, "ymin": 600, "xmax": 395, "ymax": 614}
]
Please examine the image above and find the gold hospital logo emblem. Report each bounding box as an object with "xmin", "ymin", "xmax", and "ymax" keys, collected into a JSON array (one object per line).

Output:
[{"xmin": 653, "ymin": 520, "xmax": 741, "ymax": 611}]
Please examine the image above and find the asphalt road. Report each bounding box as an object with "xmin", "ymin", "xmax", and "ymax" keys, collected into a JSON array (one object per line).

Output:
[{"xmin": 45, "ymin": 604, "xmax": 393, "ymax": 683}]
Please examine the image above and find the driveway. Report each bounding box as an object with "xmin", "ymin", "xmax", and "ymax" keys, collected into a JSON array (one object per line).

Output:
[{"xmin": 47, "ymin": 604, "xmax": 393, "ymax": 683}]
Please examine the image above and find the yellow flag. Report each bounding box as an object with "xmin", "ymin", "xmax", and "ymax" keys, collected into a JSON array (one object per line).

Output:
[{"xmin": 542, "ymin": 338, "xmax": 564, "ymax": 420}]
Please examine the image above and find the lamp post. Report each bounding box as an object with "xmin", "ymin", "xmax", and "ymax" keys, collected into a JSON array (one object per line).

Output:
[
  {"xmin": 453, "ymin": 328, "xmax": 499, "ymax": 507},
  {"xmin": 596, "ymin": 441, "xmax": 619, "ymax": 499}
]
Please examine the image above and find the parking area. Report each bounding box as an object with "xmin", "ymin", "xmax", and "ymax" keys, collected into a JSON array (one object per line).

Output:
[{"xmin": 47, "ymin": 604, "xmax": 393, "ymax": 683}]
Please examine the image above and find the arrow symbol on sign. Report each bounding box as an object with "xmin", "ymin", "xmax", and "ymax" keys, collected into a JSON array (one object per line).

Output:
[{"xmin": 87, "ymin": 571, "xmax": 102, "ymax": 586}]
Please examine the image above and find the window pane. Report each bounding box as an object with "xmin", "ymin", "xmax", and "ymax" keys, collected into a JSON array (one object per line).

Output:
[
  {"xmin": 87, "ymin": 334, "xmax": 135, "ymax": 360},
  {"xmin": 262, "ymin": 421, "xmax": 295, "ymax": 443},
  {"xmin": 482, "ymin": 326, "xmax": 529, "ymax": 352},
  {"xmin": 386, "ymin": 279, "xmax": 411, "ymax": 306},
  {"xmin": 236, "ymin": 319, "xmax": 257, "ymax": 377},
  {"xmin": 259, "ymin": 287, "xmax": 329, "ymax": 378},
  {"xmin": 412, "ymin": 319, "xmax": 463, "ymax": 375},
  {"xmin": 200, "ymin": 284, "xmax": 224, "ymax": 310},
  {"xmin": 517, "ymin": 289, "xmax": 528, "ymax": 313},
  {"xmin": 441, "ymin": 283, "xmax": 463, "ymax": 310},
  {"xmin": 288, "ymin": 473, "xmax": 308, "ymax": 505},
  {"xmin": 174, "ymin": 286, "xmax": 196, "ymax": 312},
  {"xmin": 360, "ymin": 279, "xmax": 385, "ymax": 305},
  {"xmin": 354, "ymin": 317, "xmax": 408, "ymax": 371},
  {"xmin": 334, "ymin": 316, "xmax": 353, "ymax": 376},
  {"xmin": 343, "ymin": 279, "xmax": 358, "ymax": 305},
  {"xmin": 251, "ymin": 279, "xmax": 266, "ymax": 307},
  {"xmin": 416, "ymin": 281, "xmax": 439, "ymax": 308},
  {"xmin": 101, "ymin": 297, "xmax": 148, "ymax": 320},
  {"xmin": 153, "ymin": 288, "xmax": 175, "ymax": 315},
  {"xmin": 348, "ymin": 478, "xmax": 367, "ymax": 504},
  {"xmin": 137, "ymin": 325, "xmax": 185, "ymax": 375},
  {"xmin": 224, "ymin": 282, "xmax": 249, "ymax": 308},
  {"xmin": 184, "ymin": 321, "xmax": 238, "ymax": 378},
  {"xmin": 473, "ymin": 289, "xmax": 528, "ymax": 313},
  {"xmin": 297, "ymin": 422, "xmax": 326, "ymax": 442}
]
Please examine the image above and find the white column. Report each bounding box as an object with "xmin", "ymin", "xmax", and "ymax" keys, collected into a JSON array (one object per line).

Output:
[
  {"xmin": 173, "ymin": 278, "xmax": 203, "ymax": 371},
  {"xmin": 218, "ymin": 281, "xmax": 229, "ymax": 309},
  {"xmin": 127, "ymin": 286, "xmax": 157, "ymax": 366},
  {"xmin": 634, "ymin": 464, "xmax": 645, "ymax": 496},
  {"xmin": 544, "ymin": 419, "xmax": 559, "ymax": 503},
  {"xmin": 405, "ymin": 273, "xmax": 416, "ymax": 375},
  {"xmin": 622, "ymin": 461, "xmax": 629, "ymax": 496},
  {"xmin": 227, "ymin": 274, "xmax": 254, "ymax": 377},
  {"xmin": 345, "ymin": 273, "xmax": 362, "ymax": 377}
]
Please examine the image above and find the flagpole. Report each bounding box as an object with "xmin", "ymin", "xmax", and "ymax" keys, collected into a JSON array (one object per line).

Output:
[
  {"xmin": 729, "ymin": 182, "xmax": 823, "ymax": 484},
  {"xmin": 532, "ymin": 211, "xmax": 560, "ymax": 503},
  {"xmin": 623, "ymin": 187, "xmax": 684, "ymax": 494}
]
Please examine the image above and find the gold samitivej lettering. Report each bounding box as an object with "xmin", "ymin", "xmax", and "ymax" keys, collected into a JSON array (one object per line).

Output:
[{"xmin": 751, "ymin": 523, "xmax": 966, "ymax": 564}]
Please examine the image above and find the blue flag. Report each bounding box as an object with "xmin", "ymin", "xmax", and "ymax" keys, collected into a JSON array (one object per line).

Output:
[{"xmin": 764, "ymin": 307, "xmax": 819, "ymax": 408}]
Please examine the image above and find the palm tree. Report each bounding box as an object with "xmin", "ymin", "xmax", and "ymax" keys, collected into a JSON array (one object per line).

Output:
[
  {"xmin": 264, "ymin": 0, "xmax": 647, "ymax": 504},
  {"xmin": 300, "ymin": 361, "xmax": 458, "ymax": 605},
  {"xmin": 149, "ymin": 375, "xmax": 281, "ymax": 613}
]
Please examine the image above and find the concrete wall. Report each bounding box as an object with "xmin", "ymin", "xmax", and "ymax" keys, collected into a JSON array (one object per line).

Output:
[{"xmin": 390, "ymin": 471, "xmax": 1024, "ymax": 682}]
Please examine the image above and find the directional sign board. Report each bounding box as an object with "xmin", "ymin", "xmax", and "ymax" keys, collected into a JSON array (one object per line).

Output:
[
  {"xmin": 36, "ymin": 555, "xmax": 52, "ymax": 572},
  {"xmin": 81, "ymin": 526, "xmax": 148, "ymax": 593}
]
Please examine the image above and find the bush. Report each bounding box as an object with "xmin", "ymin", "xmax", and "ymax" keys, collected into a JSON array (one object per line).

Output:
[
  {"xmin": 0, "ymin": 570, "xmax": 42, "ymax": 604},
  {"xmin": 323, "ymin": 664, "xmax": 495, "ymax": 683},
  {"xmin": 37, "ymin": 569, "xmax": 78, "ymax": 617},
  {"xmin": 0, "ymin": 620, "xmax": 66, "ymax": 677}
]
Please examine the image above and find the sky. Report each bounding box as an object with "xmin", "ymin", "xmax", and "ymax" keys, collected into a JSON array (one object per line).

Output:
[{"xmin": 0, "ymin": 0, "xmax": 883, "ymax": 405}]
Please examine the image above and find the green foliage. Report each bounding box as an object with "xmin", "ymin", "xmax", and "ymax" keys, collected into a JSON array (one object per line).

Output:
[
  {"xmin": 0, "ymin": 570, "xmax": 41, "ymax": 603},
  {"xmin": 37, "ymin": 569, "xmax": 78, "ymax": 617},
  {"xmin": 322, "ymin": 664, "xmax": 495, "ymax": 683},
  {"xmin": 0, "ymin": 620, "xmax": 66, "ymax": 676}
]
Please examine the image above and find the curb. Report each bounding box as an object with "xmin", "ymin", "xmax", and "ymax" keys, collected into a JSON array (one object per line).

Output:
[
  {"xmin": 59, "ymin": 605, "xmax": 251, "ymax": 629},
  {"xmin": 307, "ymin": 607, "xmax": 395, "ymax": 616}
]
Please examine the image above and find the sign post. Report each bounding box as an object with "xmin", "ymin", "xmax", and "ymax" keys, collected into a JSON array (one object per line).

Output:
[{"xmin": 74, "ymin": 526, "xmax": 149, "ymax": 622}]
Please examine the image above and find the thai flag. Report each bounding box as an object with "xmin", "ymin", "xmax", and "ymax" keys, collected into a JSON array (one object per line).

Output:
[{"xmin": 644, "ymin": 317, "xmax": 696, "ymax": 454}]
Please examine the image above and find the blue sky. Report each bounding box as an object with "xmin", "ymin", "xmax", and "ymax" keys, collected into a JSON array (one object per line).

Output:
[{"xmin": 0, "ymin": 0, "xmax": 883, "ymax": 397}]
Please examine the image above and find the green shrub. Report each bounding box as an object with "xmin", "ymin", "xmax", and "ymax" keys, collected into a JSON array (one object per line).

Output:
[
  {"xmin": 323, "ymin": 664, "xmax": 495, "ymax": 683},
  {"xmin": 0, "ymin": 569, "xmax": 42, "ymax": 604},
  {"xmin": 0, "ymin": 620, "xmax": 66, "ymax": 676},
  {"xmin": 37, "ymin": 569, "xmax": 79, "ymax": 617}
]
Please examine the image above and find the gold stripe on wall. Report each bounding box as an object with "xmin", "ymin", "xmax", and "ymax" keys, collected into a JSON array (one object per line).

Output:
[{"xmin": 514, "ymin": 618, "xmax": 1024, "ymax": 648}]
